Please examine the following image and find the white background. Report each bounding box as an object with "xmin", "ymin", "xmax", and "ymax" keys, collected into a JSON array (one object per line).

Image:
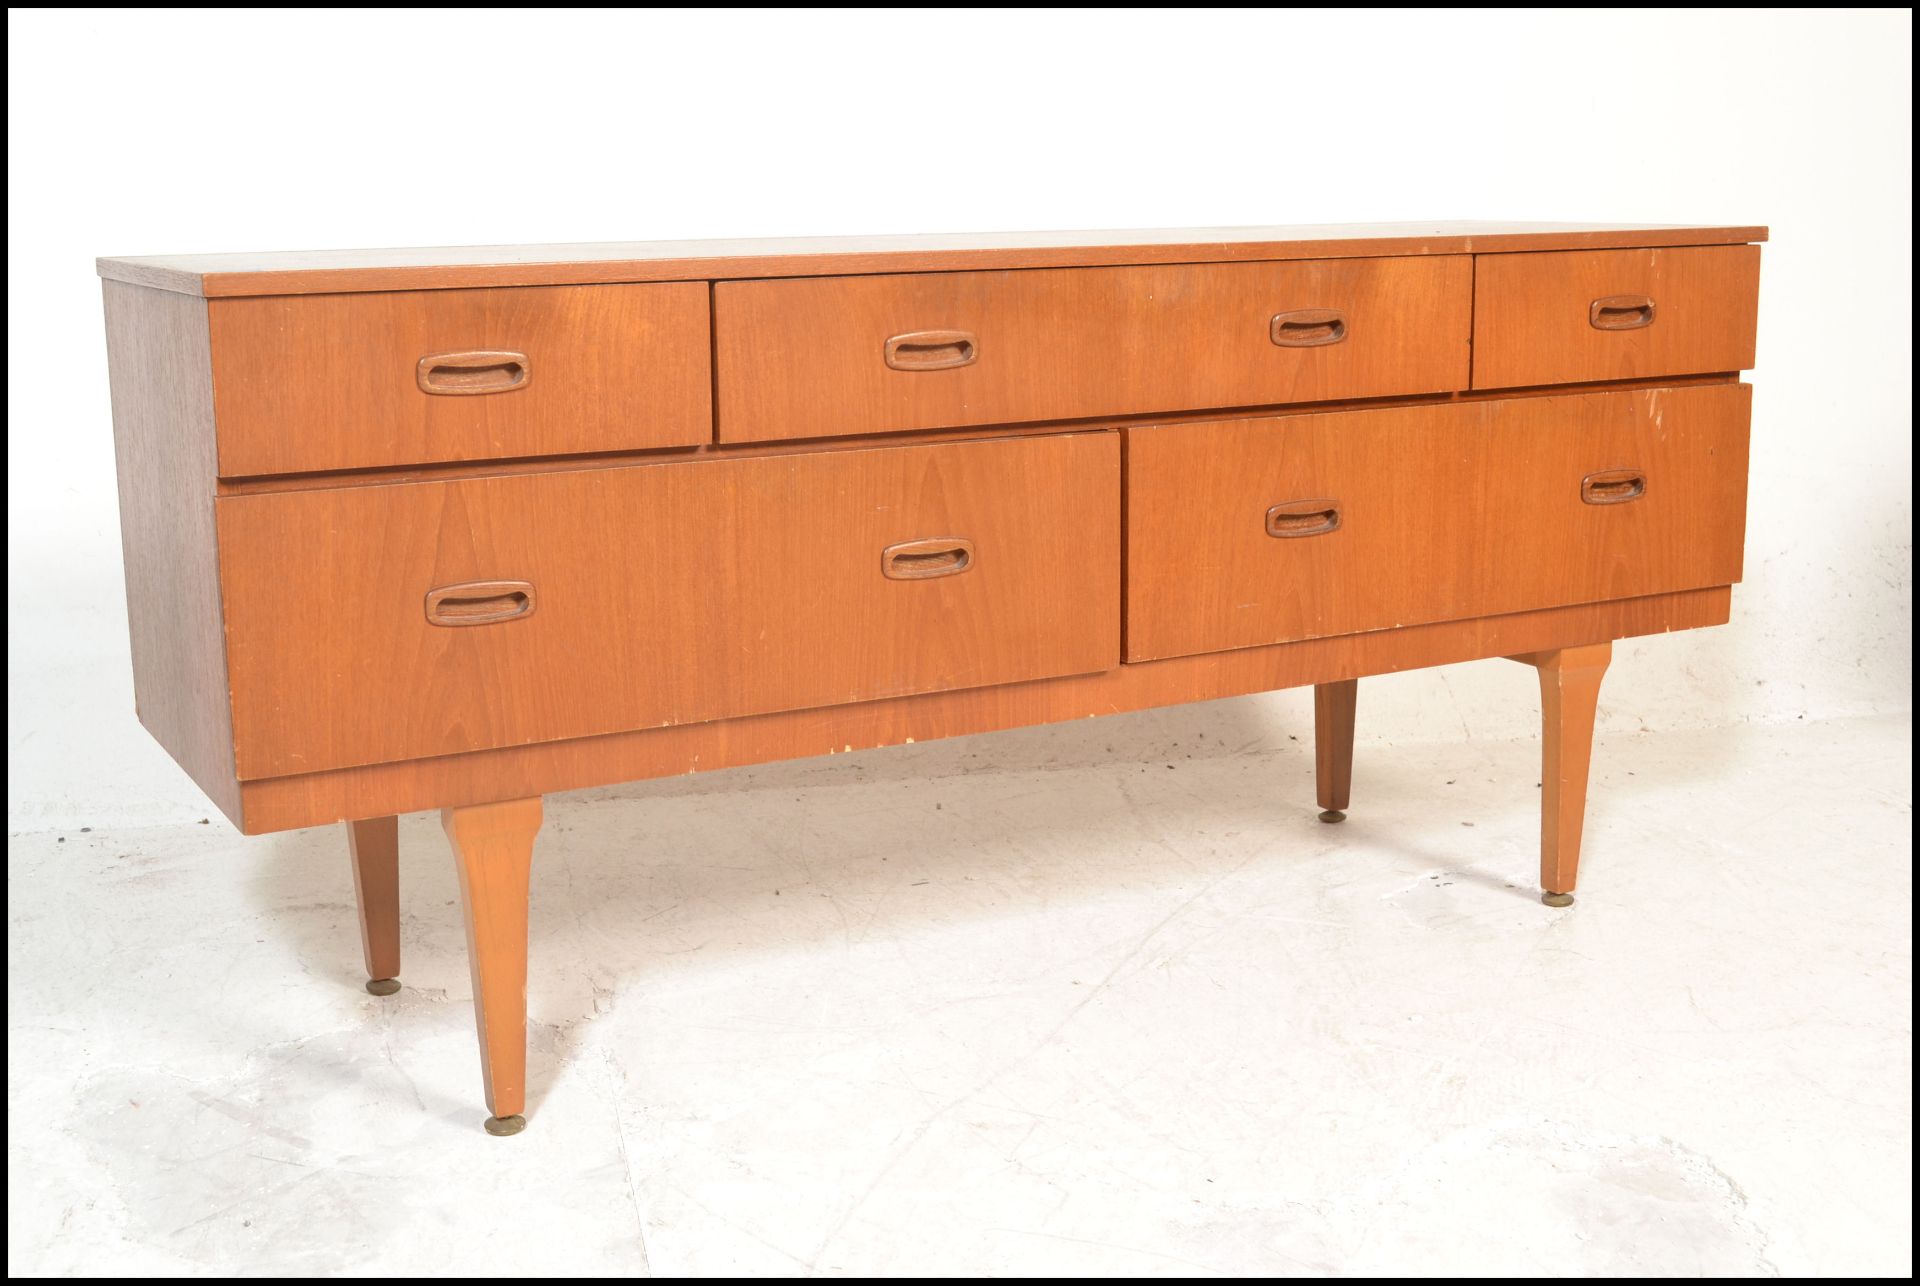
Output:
[{"xmin": 6, "ymin": 8, "xmax": 1911, "ymax": 829}]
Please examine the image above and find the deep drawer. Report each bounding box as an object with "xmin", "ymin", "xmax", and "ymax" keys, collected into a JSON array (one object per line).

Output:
[
  {"xmin": 1125, "ymin": 384, "xmax": 1751, "ymax": 661},
  {"xmin": 217, "ymin": 433, "xmax": 1120, "ymax": 777},
  {"xmin": 1472, "ymin": 245, "xmax": 1760, "ymax": 389},
  {"xmin": 712, "ymin": 256, "xmax": 1472, "ymax": 443},
  {"xmin": 208, "ymin": 283, "xmax": 712, "ymax": 476}
]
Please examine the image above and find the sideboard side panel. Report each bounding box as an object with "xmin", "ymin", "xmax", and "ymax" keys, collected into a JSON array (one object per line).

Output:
[{"xmin": 102, "ymin": 281, "xmax": 242, "ymax": 823}]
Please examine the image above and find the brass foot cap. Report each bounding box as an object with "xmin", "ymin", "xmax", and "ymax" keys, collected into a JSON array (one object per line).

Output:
[
  {"xmin": 1541, "ymin": 892, "xmax": 1575, "ymax": 908},
  {"xmin": 484, "ymin": 1114, "xmax": 527, "ymax": 1137},
  {"xmin": 1318, "ymin": 809, "xmax": 1346, "ymax": 823},
  {"xmin": 365, "ymin": 978, "xmax": 401, "ymax": 996}
]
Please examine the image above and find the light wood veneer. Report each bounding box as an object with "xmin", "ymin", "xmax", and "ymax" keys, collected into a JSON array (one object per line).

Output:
[
  {"xmin": 216, "ymin": 433, "xmax": 1119, "ymax": 777},
  {"xmin": 714, "ymin": 256, "xmax": 1470, "ymax": 442},
  {"xmin": 99, "ymin": 222, "xmax": 1765, "ymax": 1133},
  {"xmin": 209, "ymin": 282, "xmax": 712, "ymax": 475},
  {"xmin": 1125, "ymin": 385, "xmax": 1751, "ymax": 660},
  {"xmin": 1473, "ymin": 245, "xmax": 1761, "ymax": 388}
]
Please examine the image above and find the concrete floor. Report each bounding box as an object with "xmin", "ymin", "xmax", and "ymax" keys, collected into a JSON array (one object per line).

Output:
[{"xmin": 6, "ymin": 710, "xmax": 1911, "ymax": 1276}]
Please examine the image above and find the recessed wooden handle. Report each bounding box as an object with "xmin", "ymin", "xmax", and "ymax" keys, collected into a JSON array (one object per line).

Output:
[
  {"xmin": 1270, "ymin": 309, "xmax": 1348, "ymax": 348},
  {"xmin": 425, "ymin": 580, "xmax": 537, "ymax": 626},
  {"xmin": 1581, "ymin": 469, "xmax": 1648, "ymax": 505},
  {"xmin": 1589, "ymin": 295, "xmax": 1656, "ymax": 331},
  {"xmin": 884, "ymin": 331, "xmax": 978, "ymax": 371},
  {"xmin": 1266, "ymin": 499, "xmax": 1342, "ymax": 538},
  {"xmin": 417, "ymin": 350, "xmax": 531, "ymax": 395},
  {"xmin": 881, "ymin": 538, "xmax": 975, "ymax": 580}
]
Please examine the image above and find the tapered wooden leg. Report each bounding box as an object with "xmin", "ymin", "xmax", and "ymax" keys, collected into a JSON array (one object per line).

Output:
[
  {"xmin": 442, "ymin": 796, "xmax": 543, "ymax": 1136},
  {"xmin": 1515, "ymin": 642, "xmax": 1612, "ymax": 906},
  {"xmin": 345, "ymin": 816, "xmax": 401, "ymax": 995},
  {"xmin": 1314, "ymin": 679, "xmax": 1358, "ymax": 822}
]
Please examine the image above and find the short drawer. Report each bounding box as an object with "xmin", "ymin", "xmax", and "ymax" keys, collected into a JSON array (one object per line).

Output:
[
  {"xmin": 216, "ymin": 432, "xmax": 1119, "ymax": 777},
  {"xmin": 713, "ymin": 256, "xmax": 1471, "ymax": 442},
  {"xmin": 1472, "ymin": 245, "xmax": 1760, "ymax": 389},
  {"xmin": 208, "ymin": 283, "xmax": 712, "ymax": 476},
  {"xmin": 1125, "ymin": 384, "xmax": 1750, "ymax": 661}
]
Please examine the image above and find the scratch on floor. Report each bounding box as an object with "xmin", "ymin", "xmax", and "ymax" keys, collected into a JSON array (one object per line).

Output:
[{"xmin": 598, "ymin": 1044, "xmax": 656, "ymax": 1278}]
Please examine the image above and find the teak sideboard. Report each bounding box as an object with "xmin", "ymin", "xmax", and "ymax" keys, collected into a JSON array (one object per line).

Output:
[{"xmin": 97, "ymin": 222, "xmax": 1764, "ymax": 1135}]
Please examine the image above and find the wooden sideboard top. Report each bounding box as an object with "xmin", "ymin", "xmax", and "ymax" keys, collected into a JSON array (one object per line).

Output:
[{"xmin": 97, "ymin": 221, "xmax": 1768, "ymax": 298}]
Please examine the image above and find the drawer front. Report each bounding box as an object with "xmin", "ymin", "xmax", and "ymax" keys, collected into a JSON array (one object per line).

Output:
[
  {"xmin": 217, "ymin": 433, "xmax": 1119, "ymax": 777},
  {"xmin": 208, "ymin": 283, "xmax": 712, "ymax": 476},
  {"xmin": 713, "ymin": 256, "xmax": 1472, "ymax": 442},
  {"xmin": 1472, "ymin": 245, "xmax": 1760, "ymax": 389},
  {"xmin": 1125, "ymin": 385, "xmax": 1750, "ymax": 662}
]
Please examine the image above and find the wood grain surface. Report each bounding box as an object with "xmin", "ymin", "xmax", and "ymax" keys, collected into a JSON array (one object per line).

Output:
[
  {"xmin": 1472, "ymin": 245, "xmax": 1761, "ymax": 388},
  {"xmin": 1518, "ymin": 643, "xmax": 1613, "ymax": 895},
  {"xmin": 96, "ymin": 222, "xmax": 1767, "ymax": 297},
  {"xmin": 216, "ymin": 433, "xmax": 1120, "ymax": 778},
  {"xmin": 345, "ymin": 816, "xmax": 401, "ymax": 982},
  {"xmin": 101, "ymin": 281, "xmax": 243, "ymax": 823},
  {"xmin": 207, "ymin": 283, "xmax": 711, "ymax": 476},
  {"xmin": 207, "ymin": 372, "xmax": 1743, "ymax": 498},
  {"xmin": 443, "ymin": 797, "xmax": 543, "ymax": 1123},
  {"xmin": 1125, "ymin": 384, "xmax": 1751, "ymax": 661},
  {"xmin": 236, "ymin": 588, "xmax": 1730, "ymax": 833},
  {"xmin": 1314, "ymin": 680, "xmax": 1358, "ymax": 814},
  {"xmin": 94, "ymin": 215, "xmax": 1770, "ymax": 1133},
  {"xmin": 715, "ymin": 256, "xmax": 1471, "ymax": 442}
]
